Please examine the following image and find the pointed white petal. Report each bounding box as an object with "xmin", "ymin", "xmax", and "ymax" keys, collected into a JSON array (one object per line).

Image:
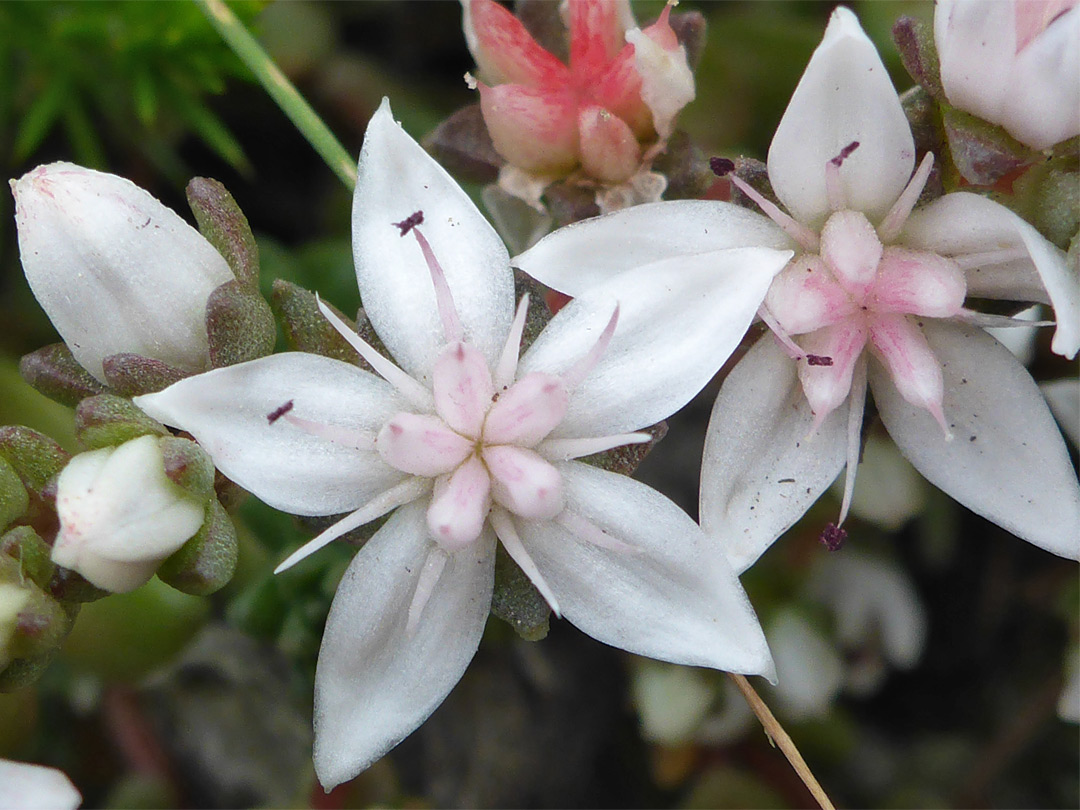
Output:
[
  {"xmin": 313, "ymin": 502, "xmax": 495, "ymax": 789},
  {"xmin": 767, "ymin": 7, "xmax": 915, "ymax": 228},
  {"xmin": 135, "ymin": 353, "xmax": 406, "ymax": 516},
  {"xmin": 1006, "ymin": 7, "xmax": 1080, "ymax": 149},
  {"xmin": 0, "ymin": 760, "xmax": 81, "ymax": 810},
  {"xmin": 870, "ymin": 321, "xmax": 1080, "ymax": 559},
  {"xmin": 934, "ymin": 0, "xmax": 1015, "ymax": 127},
  {"xmin": 519, "ymin": 247, "xmax": 793, "ymax": 437},
  {"xmin": 899, "ymin": 192, "xmax": 1080, "ymax": 359},
  {"xmin": 352, "ymin": 99, "xmax": 514, "ymax": 379},
  {"xmin": 512, "ymin": 200, "xmax": 792, "ymax": 296},
  {"xmin": 700, "ymin": 336, "xmax": 848, "ymax": 573},
  {"xmin": 518, "ymin": 462, "xmax": 774, "ymax": 677}
]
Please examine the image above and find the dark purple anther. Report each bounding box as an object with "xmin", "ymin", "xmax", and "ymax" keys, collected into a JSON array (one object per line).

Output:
[
  {"xmin": 830, "ymin": 141, "xmax": 860, "ymax": 167},
  {"xmin": 709, "ymin": 157, "xmax": 735, "ymax": 177},
  {"xmin": 806, "ymin": 354, "xmax": 834, "ymax": 366},
  {"xmin": 820, "ymin": 523, "xmax": 847, "ymax": 551},
  {"xmin": 393, "ymin": 211, "xmax": 424, "ymax": 237},
  {"xmin": 267, "ymin": 400, "xmax": 295, "ymax": 424}
]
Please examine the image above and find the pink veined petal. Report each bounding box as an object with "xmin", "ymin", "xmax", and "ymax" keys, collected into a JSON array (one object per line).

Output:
[
  {"xmin": 578, "ymin": 105, "xmax": 642, "ymax": 184},
  {"xmin": 482, "ymin": 444, "xmax": 565, "ymax": 520},
  {"xmin": 868, "ymin": 248, "xmax": 966, "ymax": 317},
  {"xmin": 764, "ymin": 254, "xmax": 858, "ymax": 336},
  {"xmin": 819, "ymin": 209, "xmax": 883, "ymax": 298},
  {"xmin": 592, "ymin": 45, "xmax": 652, "ymax": 138},
  {"xmin": 867, "ymin": 314, "xmax": 948, "ymax": 434},
  {"xmin": 462, "ymin": 0, "xmax": 570, "ymax": 87},
  {"xmin": 427, "ymin": 455, "xmax": 492, "ymax": 551},
  {"xmin": 767, "ymin": 7, "xmax": 915, "ymax": 228},
  {"xmin": 483, "ymin": 372, "xmax": 569, "ymax": 447},
  {"xmin": 797, "ymin": 320, "xmax": 869, "ymax": 432},
  {"xmin": 431, "ymin": 341, "xmax": 495, "ymax": 438},
  {"xmin": 478, "ymin": 82, "xmax": 581, "ymax": 175},
  {"xmin": 375, "ymin": 413, "xmax": 474, "ymax": 477},
  {"xmin": 569, "ymin": 0, "xmax": 633, "ymax": 77}
]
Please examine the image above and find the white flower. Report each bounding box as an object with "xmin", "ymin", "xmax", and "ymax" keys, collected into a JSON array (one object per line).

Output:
[
  {"xmin": 514, "ymin": 7, "xmax": 1080, "ymax": 569},
  {"xmin": 0, "ymin": 759, "xmax": 81, "ymax": 810},
  {"xmin": 135, "ymin": 99, "xmax": 791, "ymax": 789},
  {"xmin": 51, "ymin": 435, "xmax": 205, "ymax": 593},
  {"xmin": 11, "ymin": 163, "xmax": 234, "ymax": 382},
  {"xmin": 935, "ymin": 0, "xmax": 1080, "ymax": 150}
]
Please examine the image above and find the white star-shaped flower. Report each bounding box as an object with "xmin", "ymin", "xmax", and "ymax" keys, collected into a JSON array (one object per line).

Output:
[
  {"xmin": 135, "ymin": 99, "xmax": 792, "ymax": 788},
  {"xmin": 514, "ymin": 8, "xmax": 1080, "ymax": 569}
]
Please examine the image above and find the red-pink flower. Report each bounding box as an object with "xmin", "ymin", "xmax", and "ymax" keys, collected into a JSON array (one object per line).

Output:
[{"xmin": 463, "ymin": 0, "xmax": 694, "ymax": 184}]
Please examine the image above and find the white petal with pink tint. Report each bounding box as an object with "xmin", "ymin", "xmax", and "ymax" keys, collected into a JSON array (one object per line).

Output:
[
  {"xmin": 871, "ymin": 321, "xmax": 1080, "ymax": 560},
  {"xmin": 578, "ymin": 105, "xmax": 641, "ymax": 184},
  {"xmin": 432, "ymin": 342, "xmax": 495, "ymax": 437},
  {"xmin": 426, "ymin": 455, "xmax": 492, "ymax": 551},
  {"xmin": 313, "ymin": 502, "xmax": 494, "ymax": 789},
  {"xmin": 352, "ymin": 100, "xmax": 514, "ymax": 379},
  {"xmin": 868, "ymin": 315, "xmax": 947, "ymax": 431},
  {"xmin": 767, "ymin": 7, "xmax": 914, "ymax": 228},
  {"xmin": 899, "ymin": 192, "xmax": 1079, "ymax": 358},
  {"xmin": 461, "ymin": 0, "xmax": 570, "ymax": 86},
  {"xmin": 868, "ymin": 248, "xmax": 966, "ymax": 317},
  {"xmin": 1007, "ymin": 6, "xmax": 1080, "ymax": 148},
  {"xmin": 375, "ymin": 413, "xmax": 473, "ymax": 477},
  {"xmin": 765, "ymin": 255, "xmax": 858, "ymax": 335},
  {"xmin": 483, "ymin": 373, "xmax": 568, "ymax": 446},
  {"xmin": 626, "ymin": 17, "xmax": 695, "ymax": 139},
  {"xmin": 797, "ymin": 321, "xmax": 869, "ymax": 428},
  {"xmin": 483, "ymin": 445, "xmax": 564, "ymax": 520},
  {"xmin": 819, "ymin": 210, "xmax": 883, "ymax": 296},
  {"xmin": 478, "ymin": 83, "xmax": 580, "ymax": 174}
]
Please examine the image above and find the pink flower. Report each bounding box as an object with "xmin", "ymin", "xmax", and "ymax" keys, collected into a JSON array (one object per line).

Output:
[
  {"xmin": 935, "ymin": 0, "xmax": 1079, "ymax": 149},
  {"xmin": 462, "ymin": 0, "xmax": 694, "ymax": 184}
]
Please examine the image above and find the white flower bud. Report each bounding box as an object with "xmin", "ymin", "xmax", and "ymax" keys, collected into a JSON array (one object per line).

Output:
[
  {"xmin": 51, "ymin": 435, "xmax": 205, "ymax": 593},
  {"xmin": 11, "ymin": 162, "xmax": 234, "ymax": 382}
]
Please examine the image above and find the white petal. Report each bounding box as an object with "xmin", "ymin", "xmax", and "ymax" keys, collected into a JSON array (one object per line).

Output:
[
  {"xmin": 700, "ymin": 336, "xmax": 848, "ymax": 573},
  {"xmin": 1005, "ymin": 6, "xmax": 1080, "ymax": 149},
  {"xmin": 0, "ymin": 760, "xmax": 81, "ymax": 810},
  {"xmin": 870, "ymin": 320, "xmax": 1080, "ymax": 559},
  {"xmin": 1042, "ymin": 377, "xmax": 1080, "ymax": 447},
  {"xmin": 767, "ymin": 7, "xmax": 915, "ymax": 228},
  {"xmin": 12, "ymin": 163, "xmax": 234, "ymax": 382},
  {"xmin": 934, "ymin": 0, "xmax": 1015, "ymax": 127},
  {"xmin": 900, "ymin": 192, "xmax": 1080, "ymax": 359},
  {"xmin": 519, "ymin": 247, "xmax": 793, "ymax": 437},
  {"xmin": 135, "ymin": 353, "xmax": 406, "ymax": 516},
  {"xmin": 512, "ymin": 200, "xmax": 792, "ymax": 297},
  {"xmin": 518, "ymin": 462, "xmax": 774, "ymax": 677},
  {"xmin": 352, "ymin": 99, "xmax": 514, "ymax": 379},
  {"xmin": 313, "ymin": 502, "xmax": 495, "ymax": 789}
]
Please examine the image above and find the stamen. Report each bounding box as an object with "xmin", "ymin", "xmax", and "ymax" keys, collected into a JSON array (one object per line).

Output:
[
  {"xmin": 316, "ymin": 297, "xmax": 432, "ymax": 409},
  {"xmin": 805, "ymin": 355, "xmax": 833, "ymax": 367},
  {"xmin": 281, "ymin": 412, "xmax": 375, "ymax": 452},
  {"xmin": 556, "ymin": 510, "xmax": 638, "ymax": 554},
  {"xmin": 490, "ymin": 508, "xmax": 561, "ymax": 617},
  {"xmin": 729, "ymin": 175, "xmax": 820, "ymax": 252},
  {"xmin": 758, "ymin": 304, "xmax": 806, "ymax": 360},
  {"xmin": 274, "ymin": 477, "xmax": 431, "ymax": 573},
  {"xmin": 411, "ymin": 227, "xmax": 464, "ymax": 343},
  {"xmin": 494, "ymin": 295, "xmax": 530, "ymax": 390},
  {"xmin": 819, "ymin": 523, "xmax": 847, "ymax": 551},
  {"xmin": 538, "ymin": 432, "xmax": 651, "ymax": 461},
  {"xmin": 877, "ymin": 152, "xmax": 935, "ymax": 243},
  {"xmin": 951, "ymin": 247, "xmax": 1028, "ymax": 270},
  {"xmin": 561, "ymin": 305, "xmax": 619, "ymax": 389},
  {"xmin": 836, "ymin": 355, "xmax": 867, "ymax": 527},
  {"xmin": 393, "ymin": 210, "xmax": 424, "ymax": 237},
  {"xmin": 406, "ymin": 546, "xmax": 448, "ymax": 636},
  {"xmin": 824, "ymin": 141, "xmax": 858, "ymax": 212},
  {"xmin": 709, "ymin": 157, "xmax": 735, "ymax": 177},
  {"xmin": 267, "ymin": 400, "xmax": 294, "ymax": 424},
  {"xmin": 953, "ymin": 308, "xmax": 1054, "ymax": 329}
]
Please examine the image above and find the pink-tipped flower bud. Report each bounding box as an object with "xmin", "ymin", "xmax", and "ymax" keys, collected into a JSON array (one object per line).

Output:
[{"xmin": 11, "ymin": 163, "xmax": 235, "ymax": 382}]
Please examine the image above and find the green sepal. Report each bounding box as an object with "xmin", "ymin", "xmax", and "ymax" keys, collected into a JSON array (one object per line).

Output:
[
  {"xmin": 159, "ymin": 437, "xmax": 216, "ymax": 501},
  {"xmin": 206, "ymin": 279, "xmax": 276, "ymax": 368},
  {"xmin": 490, "ymin": 543, "xmax": 550, "ymax": 642},
  {"xmin": 941, "ymin": 104, "xmax": 1041, "ymax": 188},
  {"xmin": 1009, "ymin": 158, "xmax": 1080, "ymax": 250},
  {"xmin": 102, "ymin": 353, "xmax": 186, "ymax": 398},
  {"xmin": 186, "ymin": 176, "xmax": 260, "ymax": 289},
  {"xmin": 74, "ymin": 394, "xmax": 168, "ymax": 450},
  {"xmin": 157, "ymin": 499, "xmax": 238, "ymax": 597},
  {"xmin": 270, "ymin": 279, "xmax": 375, "ymax": 367},
  {"xmin": 0, "ymin": 427, "xmax": 70, "ymax": 497},
  {"xmin": 0, "ymin": 457, "xmax": 29, "ymax": 532},
  {"xmin": 0, "ymin": 526, "xmax": 55, "ymax": 591},
  {"xmin": 892, "ymin": 15, "xmax": 945, "ymax": 100},
  {"xmin": 581, "ymin": 421, "xmax": 667, "ymax": 477},
  {"xmin": 18, "ymin": 343, "xmax": 110, "ymax": 408}
]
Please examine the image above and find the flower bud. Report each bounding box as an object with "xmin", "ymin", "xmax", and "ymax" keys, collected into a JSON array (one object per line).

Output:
[
  {"xmin": 51, "ymin": 435, "xmax": 206, "ymax": 593},
  {"xmin": 11, "ymin": 162, "xmax": 235, "ymax": 382}
]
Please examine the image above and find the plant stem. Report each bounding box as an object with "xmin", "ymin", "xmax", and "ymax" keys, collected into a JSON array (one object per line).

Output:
[
  {"xmin": 196, "ymin": 0, "xmax": 357, "ymax": 190},
  {"xmin": 728, "ymin": 672, "xmax": 836, "ymax": 810}
]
